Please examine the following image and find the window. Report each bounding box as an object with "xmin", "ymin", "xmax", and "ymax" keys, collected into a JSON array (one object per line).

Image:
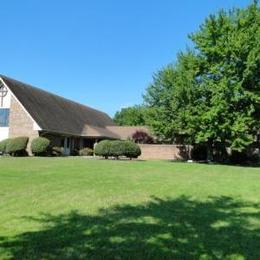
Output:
[{"xmin": 0, "ymin": 109, "xmax": 9, "ymax": 127}]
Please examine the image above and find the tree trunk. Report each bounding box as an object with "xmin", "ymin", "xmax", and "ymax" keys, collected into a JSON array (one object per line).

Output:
[{"xmin": 207, "ymin": 142, "xmax": 213, "ymax": 162}]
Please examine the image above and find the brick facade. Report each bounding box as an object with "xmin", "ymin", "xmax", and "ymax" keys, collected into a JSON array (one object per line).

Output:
[{"xmin": 9, "ymin": 96, "xmax": 39, "ymax": 154}]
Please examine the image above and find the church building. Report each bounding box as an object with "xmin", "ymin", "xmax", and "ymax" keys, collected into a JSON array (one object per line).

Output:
[{"xmin": 0, "ymin": 75, "xmax": 148, "ymax": 155}]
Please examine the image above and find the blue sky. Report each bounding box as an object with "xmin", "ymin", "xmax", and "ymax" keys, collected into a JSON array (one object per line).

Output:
[{"xmin": 0, "ymin": 0, "xmax": 250, "ymax": 116}]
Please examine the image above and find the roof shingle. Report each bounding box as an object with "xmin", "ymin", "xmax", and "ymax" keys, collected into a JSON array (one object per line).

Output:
[{"xmin": 1, "ymin": 75, "xmax": 116, "ymax": 137}]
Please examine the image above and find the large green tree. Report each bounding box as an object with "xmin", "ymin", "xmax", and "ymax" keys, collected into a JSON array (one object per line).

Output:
[
  {"xmin": 144, "ymin": 2, "xmax": 260, "ymax": 155},
  {"xmin": 144, "ymin": 51, "xmax": 202, "ymax": 143},
  {"xmin": 113, "ymin": 105, "xmax": 148, "ymax": 126}
]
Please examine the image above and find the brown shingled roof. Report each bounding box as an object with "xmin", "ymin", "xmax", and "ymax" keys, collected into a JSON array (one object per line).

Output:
[
  {"xmin": 82, "ymin": 125, "xmax": 120, "ymax": 139},
  {"xmin": 106, "ymin": 126, "xmax": 150, "ymax": 140},
  {"xmin": 1, "ymin": 75, "xmax": 116, "ymax": 138}
]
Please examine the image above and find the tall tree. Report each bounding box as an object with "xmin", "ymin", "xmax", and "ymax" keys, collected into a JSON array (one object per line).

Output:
[
  {"xmin": 144, "ymin": 51, "xmax": 202, "ymax": 143},
  {"xmin": 113, "ymin": 105, "xmax": 148, "ymax": 126},
  {"xmin": 190, "ymin": 1, "xmax": 260, "ymax": 152},
  {"xmin": 144, "ymin": 2, "xmax": 260, "ymax": 155}
]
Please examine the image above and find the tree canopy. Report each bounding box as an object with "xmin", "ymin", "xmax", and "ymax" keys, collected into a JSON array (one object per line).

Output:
[
  {"xmin": 144, "ymin": 2, "xmax": 260, "ymax": 155},
  {"xmin": 113, "ymin": 105, "xmax": 148, "ymax": 126}
]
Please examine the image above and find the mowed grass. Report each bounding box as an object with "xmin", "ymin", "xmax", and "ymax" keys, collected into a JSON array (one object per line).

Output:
[{"xmin": 0, "ymin": 158, "xmax": 259, "ymax": 259}]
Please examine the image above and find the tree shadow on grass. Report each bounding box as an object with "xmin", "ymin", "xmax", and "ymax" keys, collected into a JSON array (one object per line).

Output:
[{"xmin": 1, "ymin": 196, "xmax": 260, "ymax": 259}]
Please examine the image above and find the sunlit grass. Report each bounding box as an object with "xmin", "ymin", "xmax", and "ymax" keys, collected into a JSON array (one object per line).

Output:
[{"xmin": 0, "ymin": 158, "xmax": 259, "ymax": 259}]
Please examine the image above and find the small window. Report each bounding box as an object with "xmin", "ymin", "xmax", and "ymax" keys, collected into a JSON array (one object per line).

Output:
[{"xmin": 0, "ymin": 108, "xmax": 9, "ymax": 127}]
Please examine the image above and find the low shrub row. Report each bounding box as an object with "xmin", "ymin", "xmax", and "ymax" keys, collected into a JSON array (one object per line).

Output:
[
  {"xmin": 0, "ymin": 136, "xmax": 95, "ymax": 157},
  {"xmin": 0, "ymin": 137, "xmax": 141, "ymax": 159},
  {"xmin": 0, "ymin": 136, "xmax": 54, "ymax": 157},
  {"xmin": 31, "ymin": 138, "xmax": 94, "ymax": 157},
  {"xmin": 94, "ymin": 140, "xmax": 141, "ymax": 159}
]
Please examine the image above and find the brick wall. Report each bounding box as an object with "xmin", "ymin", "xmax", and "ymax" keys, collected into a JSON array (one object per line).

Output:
[
  {"xmin": 9, "ymin": 96, "xmax": 39, "ymax": 154},
  {"xmin": 138, "ymin": 144, "xmax": 189, "ymax": 160}
]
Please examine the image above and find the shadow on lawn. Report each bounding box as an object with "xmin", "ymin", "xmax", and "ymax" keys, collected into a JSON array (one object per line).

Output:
[{"xmin": 1, "ymin": 196, "xmax": 260, "ymax": 259}]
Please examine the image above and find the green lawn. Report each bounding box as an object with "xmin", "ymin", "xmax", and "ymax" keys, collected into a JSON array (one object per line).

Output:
[{"xmin": 0, "ymin": 158, "xmax": 259, "ymax": 259}]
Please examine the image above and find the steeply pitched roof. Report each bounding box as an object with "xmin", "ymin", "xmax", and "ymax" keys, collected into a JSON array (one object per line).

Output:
[{"xmin": 1, "ymin": 75, "xmax": 116, "ymax": 137}]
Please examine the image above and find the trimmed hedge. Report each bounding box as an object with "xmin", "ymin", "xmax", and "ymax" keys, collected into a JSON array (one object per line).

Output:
[
  {"xmin": 124, "ymin": 140, "xmax": 141, "ymax": 159},
  {"xmin": 31, "ymin": 137, "xmax": 51, "ymax": 156},
  {"xmin": 94, "ymin": 140, "xmax": 141, "ymax": 159},
  {"xmin": 6, "ymin": 136, "xmax": 29, "ymax": 156},
  {"xmin": 94, "ymin": 140, "xmax": 112, "ymax": 159},
  {"xmin": 79, "ymin": 147, "xmax": 94, "ymax": 156},
  {"xmin": 0, "ymin": 138, "xmax": 11, "ymax": 154},
  {"xmin": 110, "ymin": 140, "xmax": 125, "ymax": 159}
]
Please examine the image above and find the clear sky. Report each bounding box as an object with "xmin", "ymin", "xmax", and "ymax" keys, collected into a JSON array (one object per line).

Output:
[{"xmin": 0, "ymin": 0, "xmax": 251, "ymax": 116}]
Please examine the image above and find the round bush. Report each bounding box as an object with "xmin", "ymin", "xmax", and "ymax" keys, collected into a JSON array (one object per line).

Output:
[
  {"xmin": 110, "ymin": 140, "xmax": 125, "ymax": 159},
  {"xmin": 31, "ymin": 137, "xmax": 51, "ymax": 156},
  {"xmin": 6, "ymin": 137, "xmax": 29, "ymax": 156},
  {"xmin": 94, "ymin": 140, "xmax": 112, "ymax": 159},
  {"xmin": 79, "ymin": 147, "xmax": 93, "ymax": 156},
  {"xmin": 132, "ymin": 130, "xmax": 154, "ymax": 144},
  {"xmin": 0, "ymin": 138, "xmax": 11, "ymax": 154},
  {"xmin": 123, "ymin": 141, "xmax": 141, "ymax": 159},
  {"xmin": 94, "ymin": 140, "xmax": 142, "ymax": 159}
]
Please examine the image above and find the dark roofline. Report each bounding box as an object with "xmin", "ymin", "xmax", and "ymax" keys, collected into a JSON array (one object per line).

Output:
[
  {"xmin": 0, "ymin": 75, "xmax": 116, "ymax": 137},
  {"xmin": 0, "ymin": 75, "xmax": 110, "ymax": 119},
  {"xmin": 40, "ymin": 130, "xmax": 118, "ymax": 139}
]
